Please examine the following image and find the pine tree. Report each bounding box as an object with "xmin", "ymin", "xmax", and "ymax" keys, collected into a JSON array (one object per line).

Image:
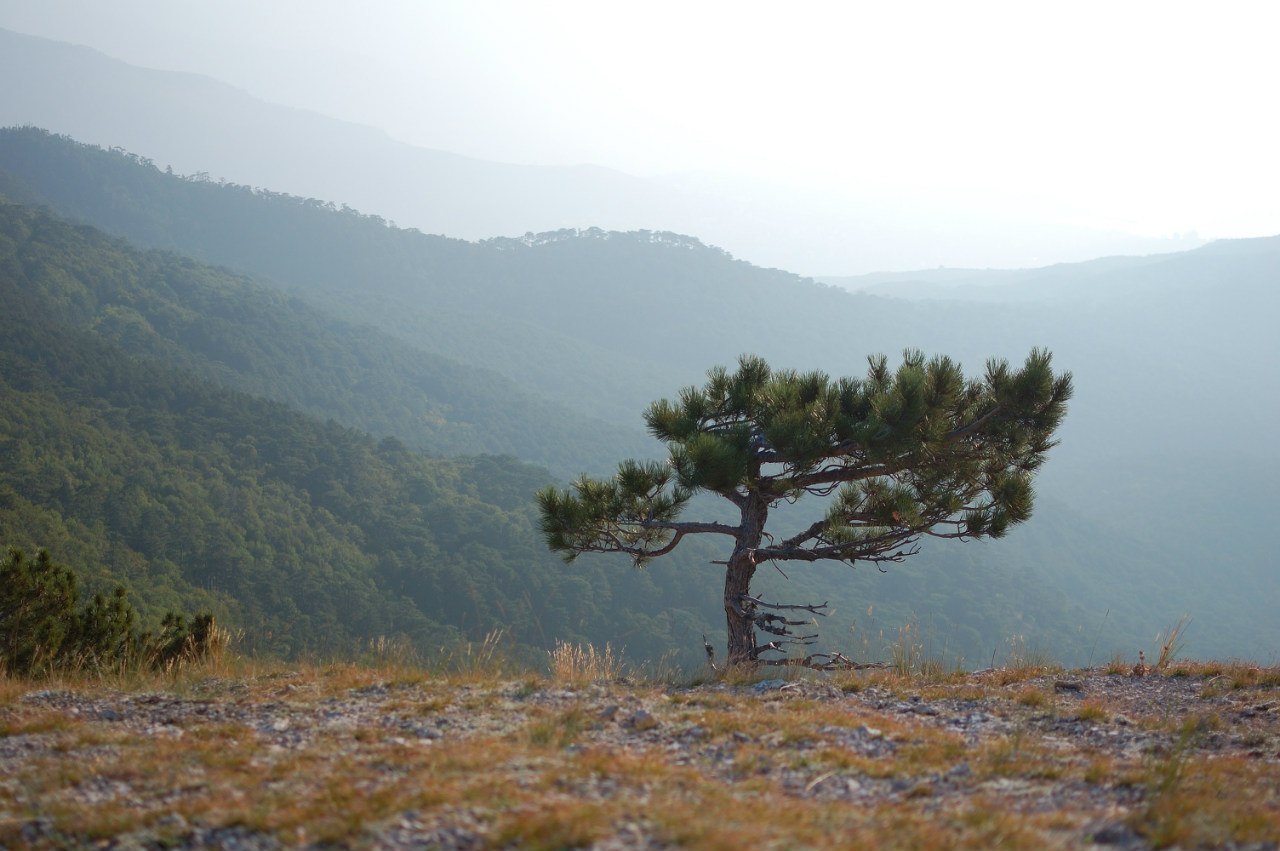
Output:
[
  {"xmin": 538, "ymin": 350, "xmax": 1072, "ymax": 666},
  {"xmin": 72, "ymin": 586, "xmax": 139, "ymax": 668},
  {"xmin": 1, "ymin": 547, "xmax": 218, "ymax": 675},
  {"xmin": 1, "ymin": 548, "xmax": 79, "ymax": 675}
]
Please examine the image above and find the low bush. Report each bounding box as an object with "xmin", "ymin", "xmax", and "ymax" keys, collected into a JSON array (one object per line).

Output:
[{"xmin": 1, "ymin": 547, "xmax": 224, "ymax": 677}]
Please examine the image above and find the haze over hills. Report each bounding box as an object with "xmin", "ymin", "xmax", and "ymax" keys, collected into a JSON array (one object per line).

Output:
[
  {"xmin": 0, "ymin": 197, "xmax": 726, "ymax": 662},
  {"xmin": 6, "ymin": 127, "xmax": 1274, "ymax": 467},
  {"xmin": 822, "ymin": 237, "xmax": 1280, "ymax": 303},
  {"xmin": 2, "ymin": 127, "xmax": 1276, "ymax": 665},
  {"xmin": 0, "ymin": 185, "xmax": 1118, "ymax": 668},
  {"xmin": 0, "ymin": 26, "xmax": 1205, "ymax": 276},
  {"xmin": 0, "ymin": 150, "xmax": 650, "ymax": 480}
]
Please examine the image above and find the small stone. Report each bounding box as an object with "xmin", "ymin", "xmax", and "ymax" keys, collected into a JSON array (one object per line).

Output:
[
  {"xmin": 156, "ymin": 813, "xmax": 189, "ymax": 832},
  {"xmin": 98, "ymin": 708, "xmax": 123, "ymax": 722},
  {"xmin": 598, "ymin": 704, "xmax": 620, "ymax": 722},
  {"xmin": 1090, "ymin": 821, "xmax": 1141, "ymax": 845},
  {"xmin": 627, "ymin": 709, "xmax": 659, "ymax": 731},
  {"xmin": 1054, "ymin": 680, "xmax": 1085, "ymax": 692},
  {"xmin": 20, "ymin": 819, "xmax": 53, "ymax": 843},
  {"xmin": 752, "ymin": 679, "xmax": 788, "ymax": 693}
]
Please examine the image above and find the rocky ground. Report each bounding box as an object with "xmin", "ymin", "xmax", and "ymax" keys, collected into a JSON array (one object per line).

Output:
[{"xmin": 1, "ymin": 661, "xmax": 1278, "ymax": 849}]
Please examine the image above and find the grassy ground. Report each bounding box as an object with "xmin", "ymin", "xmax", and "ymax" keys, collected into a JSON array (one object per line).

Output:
[{"xmin": 1, "ymin": 647, "xmax": 1278, "ymax": 849}]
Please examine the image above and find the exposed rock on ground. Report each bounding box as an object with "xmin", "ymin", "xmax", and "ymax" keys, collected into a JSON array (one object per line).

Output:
[{"xmin": 1, "ymin": 663, "xmax": 1278, "ymax": 848}]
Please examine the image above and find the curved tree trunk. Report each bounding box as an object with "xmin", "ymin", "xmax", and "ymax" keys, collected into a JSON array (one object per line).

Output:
[{"xmin": 724, "ymin": 494, "xmax": 768, "ymax": 665}]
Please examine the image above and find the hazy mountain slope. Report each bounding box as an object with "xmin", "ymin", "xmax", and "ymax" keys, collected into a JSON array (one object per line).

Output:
[
  {"xmin": 0, "ymin": 188, "xmax": 650, "ymax": 480},
  {"xmin": 3, "ymin": 129, "xmax": 1275, "ymax": 663},
  {"xmin": 825, "ymin": 237, "xmax": 1280, "ymax": 304},
  {"xmin": 0, "ymin": 127, "xmax": 783, "ymax": 425},
  {"xmin": 0, "ymin": 128, "xmax": 927, "ymax": 429},
  {"xmin": 0, "ymin": 28, "xmax": 672, "ymax": 241},
  {"xmin": 0, "ymin": 265, "xmax": 723, "ymax": 662},
  {"xmin": 8, "ymin": 127, "xmax": 1274, "ymax": 466},
  {"xmin": 0, "ymin": 27, "xmax": 1200, "ymax": 274}
]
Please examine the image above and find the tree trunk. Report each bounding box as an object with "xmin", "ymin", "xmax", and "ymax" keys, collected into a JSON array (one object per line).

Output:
[
  {"xmin": 723, "ymin": 547, "xmax": 758, "ymax": 665},
  {"xmin": 723, "ymin": 495, "xmax": 767, "ymax": 665}
]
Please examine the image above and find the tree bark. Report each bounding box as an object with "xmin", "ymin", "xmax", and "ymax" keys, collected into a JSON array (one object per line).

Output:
[
  {"xmin": 723, "ymin": 547, "xmax": 758, "ymax": 665},
  {"xmin": 723, "ymin": 494, "xmax": 767, "ymax": 665}
]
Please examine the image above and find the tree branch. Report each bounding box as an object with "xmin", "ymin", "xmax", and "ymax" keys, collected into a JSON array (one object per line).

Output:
[
  {"xmin": 789, "ymin": 461, "xmax": 902, "ymax": 491},
  {"xmin": 756, "ymin": 636, "xmax": 819, "ymax": 655},
  {"xmin": 945, "ymin": 405, "xmax": 1003, "ymax": 441},
  {"xmin": 641, "ymin": 518, "xmax": 740, "ymax": 537},
  {"xmin": 741, "ymin": 594, "xmax": 830, "ymax": 616},
  {"xmin": 592, "ymin": 529, "xmax": 688, "ymax": 560},
  {"xmin": 761, "ymin": 652, "xmax": 889, "ymax": 671},
  {"xmin": 754, "ymin": 530, "xmax": 921, "ymax": 564}
]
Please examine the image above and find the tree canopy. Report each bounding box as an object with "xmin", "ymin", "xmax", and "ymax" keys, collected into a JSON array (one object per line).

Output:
[{"xmin": 539, "ymin": 351, "xmax": 1072, "ymax": 665}]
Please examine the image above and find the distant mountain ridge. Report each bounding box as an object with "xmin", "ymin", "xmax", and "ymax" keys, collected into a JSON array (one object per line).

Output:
[
  {"xmin": 822, "ymin": 235, "xmax": 1280, "ymax": 301},
  {"xmin": 0, "ymin": 177, "xmax": 651, "ymax": 479},
  {"xmin": 0, "ymin": 26, "xmax": 1204, "ymax": 274}
]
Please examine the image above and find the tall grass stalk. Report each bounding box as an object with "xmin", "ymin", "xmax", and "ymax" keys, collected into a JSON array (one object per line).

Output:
[
  {"xmin": 1155, "ymin": 615, "xmax": 1191, "ymax": 671},
  {"xmin": 548, "ymin": 641, "xmax": 624, "ymax": 685}
]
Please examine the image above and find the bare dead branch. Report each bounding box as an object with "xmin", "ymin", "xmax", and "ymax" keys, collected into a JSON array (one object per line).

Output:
[
  {"xmin": 701, "ymin": 634, "xmax": 718, "ymax": 671},
  {"xmin": 754, "ymin": 612, "xmax": 814, "ymax": 636},
  {"xmin": 756, "ymin": 636, "xmax": 819, "ymax": 655},
  {"xmin": 740, "ymin": 595, "xmax": 830, "ymax": 616}
]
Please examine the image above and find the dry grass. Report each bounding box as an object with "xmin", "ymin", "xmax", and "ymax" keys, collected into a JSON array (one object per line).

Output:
[
  {"xmin": 1073, "ymin": 700, "xmax": 1111, "ymax": 723},
  {"xmin": 1104, "ymin": 652, "xmax": 1130, "ymax": 675},
  {"xmin": 2, "ymin": 656, "xmax": 1278, "ymax": 849},
  {"xmin": 1154, "ymin": 615, "xmax": 1191, "ymax": 671},
  {"xmin": 1014, "ymin": 685, "xmax": 1053, "ymax": 708},
  {"xmin": 547, "ymin": 641, "xmax": 624, "ymax": 685}
]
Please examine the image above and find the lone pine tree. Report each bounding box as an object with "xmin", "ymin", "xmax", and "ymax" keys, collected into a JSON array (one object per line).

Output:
[{"xmin": 538, "ymin": 351, "xmax": 1071, "ymax": 666}]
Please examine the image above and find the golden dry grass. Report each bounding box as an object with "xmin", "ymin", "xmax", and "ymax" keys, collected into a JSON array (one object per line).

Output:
[
  {"xmin": 547, "ymin": 641, "xmax": 625, "ymax": 686},
  {"xmin": 0, "ymin": 659, "xmax": 1277, "ymax": 849}
]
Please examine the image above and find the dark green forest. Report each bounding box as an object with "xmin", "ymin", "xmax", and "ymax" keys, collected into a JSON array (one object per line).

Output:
[
  {"xmin": 1, "ymin": 127, "xmax": 1276, "ymax": 666},
  {"xmin": 0, "ymin": 200, "xmax": 722, "ymax": 661},
  {"xmin": 0, "ymin": 141, "xmax": 649, "ymax": 480}
]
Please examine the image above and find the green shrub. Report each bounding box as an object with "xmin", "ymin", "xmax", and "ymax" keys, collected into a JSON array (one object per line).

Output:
[
  {"xmin": 1, "ymin": 547, "xmax": 220, "ymax": 676},
  {"xmin": 2, "ymin": 548, "xmax": 79, "ymax": 675}
]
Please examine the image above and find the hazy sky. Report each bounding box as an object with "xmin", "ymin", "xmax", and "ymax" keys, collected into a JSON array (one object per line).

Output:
[{"xmin": 2, "ymin": 0, "xmax": 1278, "ymax": 242}]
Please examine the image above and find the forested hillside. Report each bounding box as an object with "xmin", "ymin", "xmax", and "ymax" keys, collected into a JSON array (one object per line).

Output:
[
  {"xmin": 0, "ymin": 201, "xmax": 721, "ymax": 661},
  {"xmin": 0, "ymin": 183, "xmax": 648, "ymax": 480},
  {"xmin": 2, "ymin": 128, "xmax": 1276, "ymax": 665},
  {"xmin": 5, "ymin": 127, "xmax": 1275, "ymax": 463}
]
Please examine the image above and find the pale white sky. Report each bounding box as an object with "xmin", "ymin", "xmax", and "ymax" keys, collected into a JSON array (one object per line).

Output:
[{"xmin": 2, "ymin": 0, "xmax": 1278, "ymax": 241}]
